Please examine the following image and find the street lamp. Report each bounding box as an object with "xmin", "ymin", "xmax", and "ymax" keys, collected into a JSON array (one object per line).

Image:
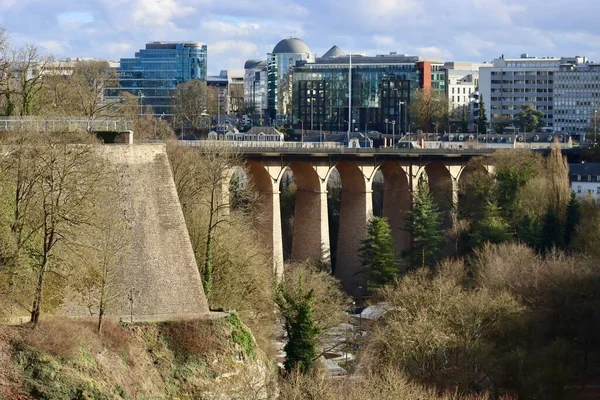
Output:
[
  {"xmin": 298, "ymin": 120, "xmax": 304, "ymax": 142},
  {"xmin": 399, "ymin": 101, "xmax": 406, "ymax": 136},
  {"xmin": 595, "ymin": 109, "xmax": 597, "ymax": 145},
  {"xmin": 138, "ymin": 92, "xmax": 145, "ymax": 117},
  {"xmin": 391, "ymin": 120, "xmax": 396, "ymax": 146},
  {"xmin": 319, "ymin": 122, "xmax": 323, "ymax": 142}
]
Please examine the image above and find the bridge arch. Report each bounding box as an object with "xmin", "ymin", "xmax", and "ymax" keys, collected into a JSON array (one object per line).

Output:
[
  {"xmin": 376, "ymin": 162, "xmax": 412, "ymax": 262},
  {"xmin": 287, "ymin": 162, "xmax": 331, "ymax": 265},
  {"xmin": 246, "ymin": 161, "xmax": 287, "ymax": 279},
  {"xmin": 457, "ymin": 160, "xmax": 492, "ymax": 220}
]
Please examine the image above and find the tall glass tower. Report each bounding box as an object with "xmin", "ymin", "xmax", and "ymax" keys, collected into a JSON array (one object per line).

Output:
[
  {"xmin": 113, "ymin": 42, "xmax": 207, "ymax": 117},
  {"xmin": 267, "ymin": 37, "xmax": 315, "ymax": 124}
]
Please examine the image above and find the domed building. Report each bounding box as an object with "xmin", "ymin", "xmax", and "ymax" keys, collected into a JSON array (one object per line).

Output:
[{"xmin": 267, "ymin": 37, "xmax": 315, "ymax": 123}]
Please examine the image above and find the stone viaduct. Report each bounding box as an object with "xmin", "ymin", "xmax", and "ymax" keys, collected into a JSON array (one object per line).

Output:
[{"xmin": 201, "ymin": 146, "xmax": 497, "ymax": 296}]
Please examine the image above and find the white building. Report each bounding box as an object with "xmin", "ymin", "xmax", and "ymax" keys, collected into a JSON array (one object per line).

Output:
[
  {"xmin": 479, "ymin": 54, "xmax": 586, "ymax": 128},
  {"xmin": 444, "ymin": 62, "xmax": 490, "ymax": 112},
  {"xmin": 570, "ymin": 163, "xmax": 600, "ymax": 199}
]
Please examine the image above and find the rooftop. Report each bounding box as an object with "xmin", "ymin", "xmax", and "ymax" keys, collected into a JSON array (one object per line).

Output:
[{"xmin": 272, "ymin": 37, "xmax": 311, "ymax": 54}]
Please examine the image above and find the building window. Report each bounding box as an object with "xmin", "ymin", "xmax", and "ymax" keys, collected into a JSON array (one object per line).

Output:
[
  {"xmin": 597, "ymin": 187, "xmax": 600, "ymax": 194},
  {"xmin": 577, "ymin": 174, "xmax": 581, "ymax": 181},
  {"xmin": 577, "ymin": 185, "xmax": 582, "ymax": 193},
  {"xmin": 589, "ymin": 175, "xmax": 592, "ymax": 182}
]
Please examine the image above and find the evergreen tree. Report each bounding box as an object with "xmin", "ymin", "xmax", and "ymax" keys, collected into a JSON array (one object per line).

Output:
[
  {"xmin": 564, "ymin": 192, "xmax": 580, "ymax": 247},
  {"xmin": 404, "ymin": 177, "xmax": 444, "ymax": 270},
  {"xmin": 541, "ymin": 206, "xmax": 564, "ymax": 251},
  {"xmin": 460, "ymin": 105, "xmax": 468, "ymax": 133},
  {"xmin": 515, "ymin": 103, "xmax": 545, "ymax": 132},
  {"xmin": 478, "ymin": 98, "xmax": 488, "ymax": 135},
  {"xmin": 276, "ymin": 285, "xmax": 321, "ymax": 373},
  {"xmin": 517, "ymin": 214, "xmax": 542, "ymax": 250},
  {"xmin": 359, "ymin": 216, "xmax": 398, "ymax": 293},
  {"xmin": 470, "ymin": 200, "xmax": 511, "ymax": 248}
]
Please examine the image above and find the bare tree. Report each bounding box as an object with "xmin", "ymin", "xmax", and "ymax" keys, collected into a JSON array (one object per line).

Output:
[
  {"xmin": 12, "ymin": 44, "xmax": 53, "ymax": 116},
  {"xmin": 70, "ymin": 60, "xmax": 121, "ymax": 123},
  {"xmin": 167, "ymin": 143, "xmax": 242, "ymax": 299},
  {"xmin": 0, "ymin": 130, "xmax": 106, "ymax": 325},
  {"xmin": 409, "ymin": 89, "xmax": 448, "ymax": 133},
  {"xmin": 172, "ymin": 80, "xmax": 214, "ymax": 133}
]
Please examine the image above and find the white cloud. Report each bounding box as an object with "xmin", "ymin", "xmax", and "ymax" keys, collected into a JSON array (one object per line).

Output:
[{"xmin": 201, "ymin": 21, "xmax": 261, "ymax": 38}]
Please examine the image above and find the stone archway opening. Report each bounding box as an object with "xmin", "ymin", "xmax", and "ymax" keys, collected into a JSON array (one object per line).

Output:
[
  {"xmin": 424, "ymin": 161, "xmax": 454, "ymax": 226},
  {"xmin": 286, "ymin": 162, "xmax": 330, "ymax": 266},
  {"xmin": 457, "ymin": 161, "xmax": 491, "ymax": 221},
  {"xmin": 379, "ymin": 162, "xmax": 411, "ymax": 263}
]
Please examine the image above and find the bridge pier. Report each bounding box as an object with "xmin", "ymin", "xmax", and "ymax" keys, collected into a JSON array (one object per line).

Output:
[
  {"xmin": 336, "ymin": 162, "xmax": 375, "ymax": 296},
  {"xmin": 290, "ymin": 163, "xmax": 331, "ymax": 266},
  {"xmin": 247, "ymin": 162, "xmax": 285, "ymax": 280}
]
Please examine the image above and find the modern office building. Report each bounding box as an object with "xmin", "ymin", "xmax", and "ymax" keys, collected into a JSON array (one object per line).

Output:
[
  {"xmin": 479, "ymin": 54, "xmax": 585, "ymax": 128},
  {"xmin": 554, "ymin": 63, "xmax": 600, "ymax": 141},
  {"xmin": 267, "ymin": 37, "xmax": 316, "ymax": 123},
  {"xmin": 443, "ymin": 62, "xmax": 490, "ymax": 115},
  {"xmin": 244, "ymin": 59, "xmax": 268, "ymax": 121},
  {"xmin": 207, "ymin": 69, "xmax": 244, "ymax": 120},
  {"xmin": 291, "ymin": 52, "xmax": 446, "ymax": 134},
  {"xmin": 111, "ymin": 42, "xmax": 207, "ymax": 116}
]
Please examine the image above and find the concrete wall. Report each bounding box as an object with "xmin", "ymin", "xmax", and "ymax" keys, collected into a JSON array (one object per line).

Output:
[{"xmin": 101, "ymin": 144, "xmax": 209, "ymax": 321}]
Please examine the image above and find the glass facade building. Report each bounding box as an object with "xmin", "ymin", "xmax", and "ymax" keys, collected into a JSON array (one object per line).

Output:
[
  {"xmin": 110, "ymin": 42, "xmax": 207, "ymax": 117},
  {"xmin": 266, "ymin": 38, "xmax": 315, "ymax": 123},
  {"xmin": 292, "ymin": 56, "xmax": 445, "ymax": 134}
]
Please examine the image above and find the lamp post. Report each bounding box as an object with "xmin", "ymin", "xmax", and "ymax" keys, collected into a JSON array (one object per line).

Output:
[
  {"xmin": 595, "ymin": 109, "xmax": 597, "ymax": 145},
  {"xmin": 138, "ymin": 92, "xmax": 145, "ymax": 117},
  {"xmin": 399, "ymin": 101, "xmax": 406, "ymax": 136},
  {"xmin": 310, "ymin": 92, "xmax": 315, "ymax": 132},
  {"xmin": 385, "ymin": 118, "xmax": 389, "ymax": 136},
  {"xmin": 391, "ymin": 120, "xmax": 396, "ymax": 146},
  {"xmin": 298, "ymin": 120, "xmax": 304, "ymax": 142},
  {"xmin": 319, "ymin": 122, "xmax": 323, "ymax": 142}
]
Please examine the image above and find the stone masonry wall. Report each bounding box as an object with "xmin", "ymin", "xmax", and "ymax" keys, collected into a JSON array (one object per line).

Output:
[{"xmin": 101, "ymin": 144, "xmax": 209, "ymax": 321}]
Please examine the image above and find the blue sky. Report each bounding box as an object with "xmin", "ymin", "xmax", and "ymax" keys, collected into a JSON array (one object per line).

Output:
[{"xmin": 1, "ymin": 0, "xmax": 599, "ymax": 74}]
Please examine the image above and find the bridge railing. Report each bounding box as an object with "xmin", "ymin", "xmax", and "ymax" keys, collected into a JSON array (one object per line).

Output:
[
  {"xmin": 0, "ymin": 117, "xmax": 133, "ymax": 132},
  {"xmin": 178, "ymin": 140, "xmax": 497, "ymax": 155},
  {"xmin": 179, "ymin": 140, "xmax": 344, "ymax": 150}
]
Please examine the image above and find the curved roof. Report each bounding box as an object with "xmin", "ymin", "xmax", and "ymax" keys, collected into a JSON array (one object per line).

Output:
[
  {"xmin": 244, "ymin": 59, "xmax": 263, "ymax": 69},
  {"xmin": 272, "ymin": 37, "xmax": 310, "ymax": 54},
  {"xmin": 322, "ymin": 45, "xmax": 345, "ymax": 58}
]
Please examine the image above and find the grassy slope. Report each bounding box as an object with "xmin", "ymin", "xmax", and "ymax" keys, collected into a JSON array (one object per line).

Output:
[{"xmin": 0, "ymin": 315, "xmax": 273, "ymax": 399}]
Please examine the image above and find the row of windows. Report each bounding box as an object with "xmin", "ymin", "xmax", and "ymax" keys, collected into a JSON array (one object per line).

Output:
[
  {"xmin": 575, "ymin": 186, "xmax": 600, "ymax": 195},
  {"xmin": 492, "ymin": 70, "xmax": 554, "ymax": 76},
  {"xmin": 451, "ymin": 87, "xmax": 472, "ymax": 94},
  {"xmin": 492, "ymin": 88, "xmax": 552, "ymax": 93},
  {"xmin": 491, "ymin": 97, "xmax": 552, "ymax": 102},
  {"xmin": 491, "ymin": 80, "xmax": 554, "ymax": 84}
]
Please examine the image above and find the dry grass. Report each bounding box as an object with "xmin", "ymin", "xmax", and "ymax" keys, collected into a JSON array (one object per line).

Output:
[
  {"xmin": 161, "ymin": 319, "xmax": 226, "ymax": 360},
  {"xmin": 21, "ymin": 317, "xmax": 131, "ymax": 360}
]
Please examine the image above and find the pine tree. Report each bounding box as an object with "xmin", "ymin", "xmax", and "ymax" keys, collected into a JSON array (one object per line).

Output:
[
  {"xmin": 359, "ymin": 216, "xmax": 398, "ymax": 293},
  {"xmin": 541, "ymin": 206, "xmax": 564, "ymax": 251},
  {"xmin": 517, "ymin": 214, "xmax": 542, "ymax": 250},
  {"xmin": 277, "ymin": 285, "xmax": 321, "ymax": 374},
  {"xmin": 564, "ymin": 192, "xmax": 580, "ymax": 247},
  {"xmin": 404, "ymin": 177, "xmax": 444, "ymax": 270},
  {"xmin": 470, "ymin": 200, "xmax": 511, "ymax": 248},
  {"xmin": 478, "ymin": 98, "xmax": 488, "ymax": 135}
]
